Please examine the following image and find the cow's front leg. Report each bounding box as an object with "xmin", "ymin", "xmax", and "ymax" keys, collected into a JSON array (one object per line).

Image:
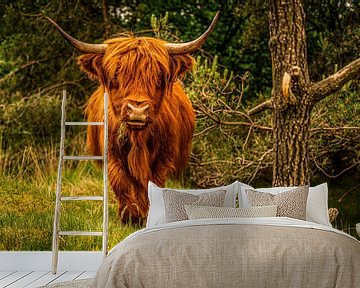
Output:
[
  {"xmin": 150, "ymin": 146, "xmax": 177, "ymax": 188},
  {"xmin": 108, "ymin": 159, "xmax": 148, "ymax": 224}
]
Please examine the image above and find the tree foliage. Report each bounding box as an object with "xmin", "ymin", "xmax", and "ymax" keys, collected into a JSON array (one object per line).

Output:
[
  {"xmin": 187, "ymin": 56, "xmax": 359, "ymax": 189},
  {"xmin": 186, "ymin": 56, "xmax": 273, "ymax": 187},
  {"xmin": 0, "ymin": 1, "xmax": 358, "ymax": 191}
]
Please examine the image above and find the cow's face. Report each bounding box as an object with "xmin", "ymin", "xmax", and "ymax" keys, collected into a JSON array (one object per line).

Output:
[
  {"xmin": 46, "ymin": 12, "xmax": 219, "ymax": 131},
  {"xmin": 77, "ymin": 38, "xmax": 194, "ymax": 131}
]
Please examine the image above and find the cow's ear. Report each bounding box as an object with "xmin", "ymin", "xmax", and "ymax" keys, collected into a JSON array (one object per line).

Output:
[
  {"xmin": 169, "ymin": 54, "xmax": 194, "ymax": 80},
  {"xmin": 77, "ymin": 54, "xmax": 104, "ymax": 81}
]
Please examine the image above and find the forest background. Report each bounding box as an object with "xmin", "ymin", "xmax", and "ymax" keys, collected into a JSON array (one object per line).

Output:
[{"xmin": 0, "ymin": 0, "xmax": 359, "ymax": 250}]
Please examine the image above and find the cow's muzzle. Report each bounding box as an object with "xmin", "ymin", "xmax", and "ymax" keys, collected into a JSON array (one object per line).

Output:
[{"xmin": 126, "ymin": 103, "xmax": 150, "ymax": 129}]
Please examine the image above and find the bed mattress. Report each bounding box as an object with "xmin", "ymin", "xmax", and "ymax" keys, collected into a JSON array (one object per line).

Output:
[{"xmin": 92, "ymin": 217, "xmax": 360, "ymax": 288}]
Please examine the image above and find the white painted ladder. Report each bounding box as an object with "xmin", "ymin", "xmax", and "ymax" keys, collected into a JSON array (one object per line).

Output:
[{"xmin": 52, "ymin": 90, "xmax": 109, "ymax": 274}]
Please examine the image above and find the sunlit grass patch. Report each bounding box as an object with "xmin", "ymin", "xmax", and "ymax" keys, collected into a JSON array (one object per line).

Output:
[
  {"xmin": 0, "ymin": 168, "xmax": 141, "ymax": 251},
  {"xmin": 0, "ymin": 175, "xmax": 53, "ymax": 250},
  {"xmin": 0, "ymin": 133, "xmax": 143, "ymax": 251}
]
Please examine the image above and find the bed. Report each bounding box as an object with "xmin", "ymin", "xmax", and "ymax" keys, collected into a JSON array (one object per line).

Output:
[{"xmin": 92, "ymin": 181, "xmax": 360, "ymax": 288}]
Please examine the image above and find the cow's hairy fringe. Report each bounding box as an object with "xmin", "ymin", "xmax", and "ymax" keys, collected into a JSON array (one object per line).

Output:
[{"xmin": 116, "ymin": 122, "xmax": 127, "ymax": 143}]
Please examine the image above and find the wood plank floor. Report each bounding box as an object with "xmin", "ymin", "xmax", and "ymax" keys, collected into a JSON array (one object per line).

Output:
[
  {"xmin": 0, "ymin": 251, "xmax": 101, "ymax": 287},
  {"xmin": 0, "ymin": 270, "xmax": 95, "ymax": 288}
]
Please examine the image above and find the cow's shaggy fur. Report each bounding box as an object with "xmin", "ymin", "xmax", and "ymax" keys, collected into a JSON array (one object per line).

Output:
[{"xmin": 78, "ymin": 37, "xmax": 195, "ymax": 223}]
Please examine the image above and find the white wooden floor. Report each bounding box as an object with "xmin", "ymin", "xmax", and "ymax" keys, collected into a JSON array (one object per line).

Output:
[
  {"xmin": 0, "ymin": 270, "xmax": 95, "ymax": 288},
  {"xmin": 0, "ymin": 251, "xmax": 102, "ymax": 288}
]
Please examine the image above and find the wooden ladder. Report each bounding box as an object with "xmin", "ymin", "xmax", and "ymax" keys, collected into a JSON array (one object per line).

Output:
[{"xmin": 52, "ymin": 90, "xmax": 109, "ymax": 274}]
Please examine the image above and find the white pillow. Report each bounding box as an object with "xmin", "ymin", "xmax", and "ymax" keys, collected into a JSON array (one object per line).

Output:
[
  {"xmin": 237, "ymin": 182, "xmax": 253, "ymax": 206},
  {"xmin": 238, "ymin": 182, "xmax": 330, "ymax": 226},
  {"xmin": 146, "ymin": 181, "xmax": 239, "ymax": 228}
]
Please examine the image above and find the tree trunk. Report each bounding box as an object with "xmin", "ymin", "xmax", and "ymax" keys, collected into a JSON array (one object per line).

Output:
[
  {"xmin": 268, "ymin": 0, "xmax": 360, "ymax": 186},
  {"xmin": 102, "ymin": 0, "xmax": 111, "ymax": 39},
  {"xmin": 272, "ymin": 101, "xmax": 311, "ymax": 186},
  {"xmin": 268, "ymin": 0, "xmax": 312, "ymax": 186}
]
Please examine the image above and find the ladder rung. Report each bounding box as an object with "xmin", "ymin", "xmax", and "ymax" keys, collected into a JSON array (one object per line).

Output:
[
  {"xmin": 63, "ymin": 156, "xmax": 103, "ymax": 160},
  {"xmin": 61, "ymin": 196, "xmax": 103, "ymax": 201},
  {"xmin": 65, "ymin": 122, "xmax": 104, "ymax": 126},
  {"xmin": 59, "ymin": 231, "xmax": 103, "ymax": 236}
]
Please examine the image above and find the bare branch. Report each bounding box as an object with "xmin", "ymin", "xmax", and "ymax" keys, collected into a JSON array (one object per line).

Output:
[
  {"xmin": 196, "ymin": 105, "xmax": 221, "ymax": 124},
  {"xmin": 310, "ymin": 126, "xmax": 360, "ymax": 132},
  {"xmin": 219, "ymin": 120, "xmax": 272, "ymax": 131},
  {"xmin": 0, "ymin": 58, "xmax": 48, "ymax": 84},
  {"xmin": 216, "ymin": 98, "xmax": 253, "ymax": 122},
  {"xmin": 196, "ymin": 104, "xmax": 272, "ymax": 131},
  {"xmin": 310, "ymin": 126, "xmax": 360, "ymax": 137},
  {"xmin": 247, "ymin": 100, "xmax": 272, "ymax": 116},
  {"xmin": 39, "ymin": 81, "xmax": 86, "ymax": 95},
  {"xmin": 338, "ymin": 184, "xmax": 360, "ymax": 203},
  {"xmin": 312, "ymin": 158, "xmax": 359, "ymax": 179},
  {"xmin": 247, "ymin": 149, "xmax": 273, "ymax": 184},
  {"xmin": 193, "ymin": 159, "xmax": 241, "ymax": 167},
  {"xmin": 242, "ymin": 126, "xmax": 253, "ymax": 151},
  {"xmin": 311, "ymin": 58, "xmax": 360, "ymax": 103},
  {"xmin": 193, "ymin": 124, "xmax": 217, "ymax": 137}
]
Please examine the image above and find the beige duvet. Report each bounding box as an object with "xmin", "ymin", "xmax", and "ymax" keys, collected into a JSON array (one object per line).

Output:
[{"xmin": 92, "ymin": 218, "xmax": 360, "ymax": 288}]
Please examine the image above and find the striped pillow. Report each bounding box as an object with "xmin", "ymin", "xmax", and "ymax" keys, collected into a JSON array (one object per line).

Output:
[{"xmin": 184, "ymin": 205, "xmax": 278, "ymax": 219}]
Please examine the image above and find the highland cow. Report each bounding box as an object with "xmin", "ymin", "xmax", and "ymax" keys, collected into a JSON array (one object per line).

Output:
[{"xmin": 47, "ymin": 12, "xmax": 219, "ymax": 223}]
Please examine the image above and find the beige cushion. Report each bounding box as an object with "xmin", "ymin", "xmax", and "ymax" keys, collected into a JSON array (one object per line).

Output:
[
  {"xmin": 162, "ymin": 189, "xmax": 226, "ymax": 223},
  {"xmin": 185, "ymin": 205, "xmax": 278, "ymax": 219},
  {"xmin": 245, "ymin": 186, "xmax": 309, "ymax": 220},
  {"xmin": 147, "ymin": 181, "xmax": 239, "ymax": 228},
  {"xmin": 239, "ymin": 183, "xmax": 331, "ymax": 226}
]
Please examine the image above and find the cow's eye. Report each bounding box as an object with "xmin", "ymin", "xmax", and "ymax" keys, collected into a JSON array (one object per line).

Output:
[
  {"xmin": 110, "ymin": 79, "xmax": 120, "ymax": 89},
  {"xmin": 157, "ymin": 73, "xmax": 165, "ymax": 86}
]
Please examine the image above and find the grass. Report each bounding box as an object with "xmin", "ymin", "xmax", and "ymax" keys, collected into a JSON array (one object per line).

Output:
[
  {"xmin": 325, "ymin": 173, "xmax": 360, "ymax": 240},
  {"xmin": 0, "ymin": 135, "xmax": 141, "ymax": 251},
  {"xmin": 0, "ymin": 167, "xmax": 141, "ymax": 251},
  {"xmin": 0, "ymin": 136, "xmax": 359, "ymax": 251}
]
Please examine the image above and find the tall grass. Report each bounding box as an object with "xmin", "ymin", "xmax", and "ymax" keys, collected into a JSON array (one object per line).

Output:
[
  {"xmin": 0, "ymin": 134, "xmax": 141, "ymax": 251},
  {"xmin": 0, "ymin": 132, "xmax": 358, "ymax": 251},
  {"xmin": 333, "ymin": 217, "xmax": 360, "ymax": 240}
]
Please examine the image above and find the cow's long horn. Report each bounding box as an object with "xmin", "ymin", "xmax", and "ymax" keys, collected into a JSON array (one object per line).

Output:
[
  {"xmin": 45, "ymin": 16, "xmax": 108, "ymax": 54},
  {"xmin": 165, "ymin": 11, "xmax": 219, "ymax": 55}
]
